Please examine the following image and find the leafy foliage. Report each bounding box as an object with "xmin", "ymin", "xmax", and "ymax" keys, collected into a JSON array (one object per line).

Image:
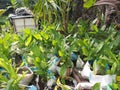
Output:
[{"xmin": 0, "ymin": 0, "xmax": 120, "ymax": 89}]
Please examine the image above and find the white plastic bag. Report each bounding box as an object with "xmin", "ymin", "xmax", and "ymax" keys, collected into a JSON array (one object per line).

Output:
[
  {"xmin": 76, "ymin": 55, "xmax": 84, "ymax": 69},
  {"xmin": 47, "ymin": 76, "xmax": 56, "ymax": 89},
  {"xmin": 89, "ymin": 74, "xmax": 116, "ymax": 88},
  {"xmin": 48, "ymin": 56, "xmax": 60, "ymax": 73},
  {"xmin": 79, "ymin": 61, "xmax": 92, "ymax": 79},
  {"xmin": 75, "ymin": 82, "xmax": 93, "ymax": 90}
]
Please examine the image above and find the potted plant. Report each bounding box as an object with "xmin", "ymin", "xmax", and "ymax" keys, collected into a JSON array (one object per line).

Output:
[{"xmin": 0, "ymin": 58, "xmax": 22, "ymax": 90}]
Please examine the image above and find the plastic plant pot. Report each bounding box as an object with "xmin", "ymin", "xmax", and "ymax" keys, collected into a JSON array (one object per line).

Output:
[{"xmin": 17, "ymin": 66, "xmax": 34, "ymax": 85}]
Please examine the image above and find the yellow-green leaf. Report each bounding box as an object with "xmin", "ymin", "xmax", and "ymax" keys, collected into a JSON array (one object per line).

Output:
[
  {"xmin": 0, "ymin": 9, "xmax": 6, "ymax": 16},
  {"xmin": 40, "ymin": 31, "xmax": 49, "ymax": 40},
  {"xmin": 52, "ymin": 40, "xmax": 57, "ymax": 46},
  {"xmin": 84, "ymin": 0, "xmax": 96, "ymax": 9},
  {"xmin": 111, "ymin": 62, "xmax": 117, "ymax": 74},
  {"xmin": 33, "ymin": 33, "xmax": 42, "ymax": 40},
  {"xmin": 92, "ymin": 83, "xmax": 100, "ymax": 90},
  {"xmin": 58, "ymin": 50, "xmax": 63, "ymax": 57},
  {"xmin": 25, "ymin": 35, "xmax": 32, "ymax": 46}
]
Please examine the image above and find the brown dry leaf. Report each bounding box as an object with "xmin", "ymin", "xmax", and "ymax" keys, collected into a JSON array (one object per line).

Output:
[
  {"xmin": 94, "ymin": 0, "xmax": 120, "ymax": 6},
  {"xmin": 94, "ymin": 0, "xmax": 120, "ymax": 30}
]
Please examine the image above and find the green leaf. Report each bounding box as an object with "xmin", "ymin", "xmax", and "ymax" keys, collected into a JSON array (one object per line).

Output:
[
  {"xmin": 31, "ymin": 45, "xmax": 40, "ymax": 57},
  {"xmin": 6, "ymin": 79, "xmax": 14, "ymax": 90},
  {"xmin": 82, "ymin": 47, "xmax": 89, "ymax": 56},
  {"xmin": 40, "ymin": 31, "xmax": 49, "ymax": 40},
  {"xmin": 93, "ymin": 60, "xmax": 99, "ymax": 74},
  {"xmin": 0, "ymin": 74, "xmax": 8, "ymax": 83},
  {"xmin": 84, "ymin": 0, "xmax": 96, "ymax": 8},
  {"xmin": 52, "ymin": 40, "xmax": 57, "ymax": 46},
  {"xmin": 60, "ymin": 66, "xmax": 66, "ymax": 78},
  {"xmin": 49, "ymin": 0, "xmax": 59, "ymax": 10},
  {"xmin": 91, "ymin": 24, "xmax": 98, "ymax": 32},
  {"xmin": 92, "ymin": 83, "xmax": 100, "ymax": 90},
  {"xmin": 105, "ymin": 48, "xmax": 117, "ymax": 62},
  {"xmin": 113, "ymin": 83, "xmax": 119, "ymax": 89},
  {"xmin": 33, "ymin": 34, "xmax": 42, "ymax": 40},
  {"xmin": 10, "ymin": 0, "xmax": 17, "ymax": 6},
  {"xmin": 25, "ymin": 35, "xmax": 32, "ymax": 46},
  {"xmin": 0, "ymin": 58, "xmax": 17, "ymax": 79},
  {"xmin": 24, "ymin": 28, "xmax": 31, "ymax": 35},
  {"xmin": 0, "ymin": 9, "xmax": 6, "ymax": 16},
  {"xmin": 96, "ymin": 42, "xmax": 104, "ymax": 53},
  {"xmin": 58, "ymin": 50, "xmax": 64, "ymax": 57},
  {"xmin": 111, "ymin": 62, "xmax": 117, "ymax": 74},
  {"xmin": 39, "ymin": 46, "xmax": 44, "ymax": 52}
]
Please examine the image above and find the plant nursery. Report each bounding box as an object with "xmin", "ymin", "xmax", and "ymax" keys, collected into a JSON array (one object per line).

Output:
[{"xmin": 0, "ymin": 0, "xmax": 120, "ymax": 90}]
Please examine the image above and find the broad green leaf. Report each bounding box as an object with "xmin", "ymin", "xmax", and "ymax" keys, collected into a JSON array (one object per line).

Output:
[
  {"xmin": 84, "ymin": 0, "xmax": 96, "ymax": 8},
  {"xmin": 110, "ymin": 35, "xmax": 120, "ymax": 49},
  {"xmin": 92, "ymin": 83, "xmax": 100, "ymax": 90},
  {"xmin": 39, "ymin": 46, "xmax": 44, "ymax": 52},
  {"xmin": 0, "ymin": 37, "xmax": 3, "ymax": 44},
  {"xmin": 82, "ymin": 47, "xmax": 89, "ymax": 56},
  {"xmin": 84, "ymin": 39, "xmax": 90, "ymax": 46},
  {"xmin": 0, "ymin": 59, "xmax": 17, "ymax": 79},
  {"xmin": 0, "ymin": 58, "xmax": 8, "ymax": 71},
  {"xmin": 10, "ymin": 0, "xmax": 17, "ymax": 5},
  {"xmin": 13, "ymin": 34, "xmax": 19, "ymax": 41},
  {"xmin": 40, "ymin": 31, "xmax": 49, "ymax": 40},
  {"xmin": 3, "ymin": 41, "xmax": 9, "ymax": 49},
  {"xmin": 52, "ymin": 40, "xmax": 57, "ymax": 46},
  {"xmin": 96, "ymin": 42, "xmax": 104, "ymax": 53},
  {"xmin": 33, "ymin": 34, "xmax": 42, "ymax": 40},
  {"xmin": 0, "ymin": 74, "xmax": 8, "ymax": 82},
  {"xmin": 0, "ymin": 9, "xmax": 6, "ymax": 16},
  {"xmin": 111, "ymin": 62, "xmax": 117, "ymax": 74},
  {"xmin": 6, "ymin": 79, "xmax": 14, "ymax": 90},
  {"xmin": 60, "ymin": 66, "xmax": 66, "ymax": 78},
  {"xmin": 31, "ymin": 45, "xmax": 40, "ymax": 57},
  {"xmin": 105, "ymin": 48, "xmax": 117, "ymax": 62},
  {"xmin": 25, "ymin": 35, "xmax": 32, "ymax": 46},
  {"xmin": 93, "ymin": 60, "xmax": 99, "ymax": 74},
  {"xmin": 91, "ymin": 24, "xmax": 98, "ymax": 32},
  {"xmin": 100, "ymin": 56, "xmax": 113, "ymax": 64},
  {"xmin": 24, "ymin": 28, "xmax": 31, "ymax": 35},
  {"xmin": 58, "ymin": 50, "xmax": 64, "ymax": 57},
  {"xmin": 78, "ymin": 39, "xmax": 85, "ymax": 46},
  {"xmin": 113, "ymin": 83, "xmax": 119, "ymax": 89},
  {"xmin": 49, "ymin": 0, "xmax": 59, "ymax": 10},
  {"xmin": 118, "ymin": 53, "xmax": 120, "ymax": 62}
]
